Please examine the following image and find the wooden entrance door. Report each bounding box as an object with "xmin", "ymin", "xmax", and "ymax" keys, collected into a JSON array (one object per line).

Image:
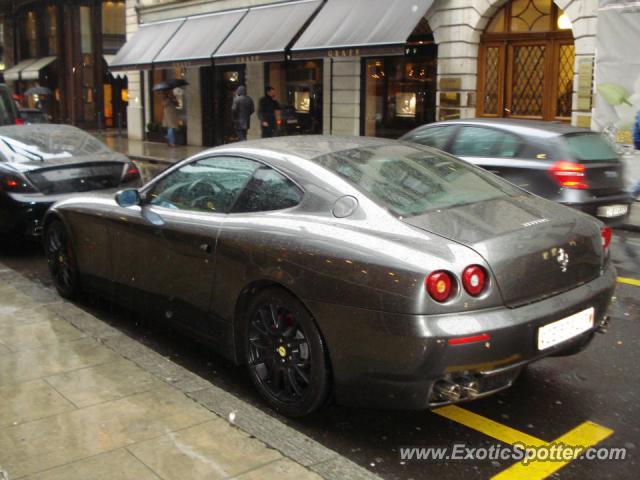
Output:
[{"xmin": 476, "ymin": 0, "xmax": 575, "ymax": 121}]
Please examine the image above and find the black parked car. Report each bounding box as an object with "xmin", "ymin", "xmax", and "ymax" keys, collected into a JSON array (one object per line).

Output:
[
  {"xmin": 401, "ymin": 119, "xmax": 631, "ymax": 225},
  {"xmin": 18, "ymin": 108, "xmax": 49, "ymax": 124},
  {"xmin": 0, "ymin": 124, "xmax": 141, "ymax": 237}
]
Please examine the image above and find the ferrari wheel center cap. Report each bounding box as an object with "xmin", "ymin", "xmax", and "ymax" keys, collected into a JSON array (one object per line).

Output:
[{"xmin": 277, "ymin": 346, "xmax": 287, "ymax": 358}]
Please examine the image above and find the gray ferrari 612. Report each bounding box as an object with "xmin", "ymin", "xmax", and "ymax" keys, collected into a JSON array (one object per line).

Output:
[{"xmin": 43, "ymin": 136, "xmax": 616, "ymax": 417}]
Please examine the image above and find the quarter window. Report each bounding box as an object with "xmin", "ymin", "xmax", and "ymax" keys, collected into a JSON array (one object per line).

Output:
[
  {"xmin": 147, "ymin": 156, "xmax": 260, "ymax": 213},
  {"xmin": 450, "ymin": 126, "xmax": 521, "ymax": 157},
  {"xmin": 233, "ymin": 167, "xmax": 303, "ymax": 213},
  {"xmin": 406, "ymin": 126, "xmax": 452, "ymax": 150}
]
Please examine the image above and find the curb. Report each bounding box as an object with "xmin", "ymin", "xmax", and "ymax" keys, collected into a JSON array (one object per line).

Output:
[{"xmin": 0, "ymin": 264, "xmax": 381, "ymax": 480}]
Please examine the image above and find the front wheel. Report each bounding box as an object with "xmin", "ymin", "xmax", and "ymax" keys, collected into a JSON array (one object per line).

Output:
[
  {"xmin": 244, "ymin": 288, "xmax": 330, "ymax": 417},
  {"xmin": 44, "ymin": 220, "xmax": 79, "ymax": 299}
]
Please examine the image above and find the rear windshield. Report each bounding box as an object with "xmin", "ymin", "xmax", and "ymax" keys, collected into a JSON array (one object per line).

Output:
[
  {"xmin": 313, "ymin": 145, "xmax": 522, "ymax": 218},
  {"xmin": 0, "ymin": 125, "xmax": 112, "ymax": 162},
  {"xmin": 564, "ymin": 133, "xmax": 618, "ymax": 162}
]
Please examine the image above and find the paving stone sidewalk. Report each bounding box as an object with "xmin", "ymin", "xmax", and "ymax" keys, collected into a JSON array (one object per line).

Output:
[{"xmin": 0, "ymin": 265, "xmax": 379, "ymax": 480}]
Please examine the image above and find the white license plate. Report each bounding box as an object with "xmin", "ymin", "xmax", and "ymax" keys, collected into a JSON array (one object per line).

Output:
[
  {"xmin": 537, "ymin": 307, "xmax": 594, "ymax": 350},
  {"xmin": 286, "ymin": 119, "xmax": 298, "ymax": 124},
  {"xmin": 597, "ymin": 204, "xmax": 628, "ymax": 218}
]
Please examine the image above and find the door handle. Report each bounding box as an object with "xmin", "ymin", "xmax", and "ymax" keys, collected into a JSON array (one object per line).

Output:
[{"xmin": 199, "ymin": 243, "xmax": 212, "ymax": 254}]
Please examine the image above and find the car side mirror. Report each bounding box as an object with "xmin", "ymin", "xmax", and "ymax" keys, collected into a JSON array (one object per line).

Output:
[{"xmin": 115, "ymin": 188, "xmax": 141, "ymax": 207}]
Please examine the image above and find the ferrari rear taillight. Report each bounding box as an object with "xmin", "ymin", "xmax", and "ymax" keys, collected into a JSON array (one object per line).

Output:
[
  {"xmin": 549, "ymin": 161, "xmax": 588, "ymax": 189},
  {"xmin": 122, "ymin": 163, "xmax": 141, "ymax": 183},
  {"xmin": 461, "ymin": 265, "xmax": 487, "ymax": 296},
  {"xmin": 601, "ymin": 226, "xmax": 612, "ymax": 251},
  {"xmin": 426, "ymin": 271, "xmax": 454, "ymax": 302}
]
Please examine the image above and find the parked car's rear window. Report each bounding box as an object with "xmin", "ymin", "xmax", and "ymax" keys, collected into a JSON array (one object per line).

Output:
[
  {"xmin": 564, "ymin": 133, "xmax": 618, "ymax": 162},
  {"xmin": 314, "ymin": 145, "xmax": 521, "ymax": 218}
]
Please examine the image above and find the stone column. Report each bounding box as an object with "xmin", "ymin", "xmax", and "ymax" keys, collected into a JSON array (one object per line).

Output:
[
  {"xmin": 125, "ymin": 0, "xmax": 144, "ymax": 140},
  {"xmin": 330, "ymin": 57, "xmax": 360, "ymax": 136},
  {"xmin": 245, "ymin": 61, "xmax": 264, "ymax": 140},
  {"xmin": 185, "ymin": 68, "xmax": 202, "ymax": 146}
]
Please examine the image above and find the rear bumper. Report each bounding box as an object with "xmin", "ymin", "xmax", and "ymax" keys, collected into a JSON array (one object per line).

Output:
[
  {"xmin": 308, "ymin": 263, "xmax": 616, "ymax": 410},
  {"xmin": 561, "ymin": 192, "xmax": 632, "ymax": 226},
  {"xmin": 0, "ymin": 193, "xmax": 54, "ymax": 237}
]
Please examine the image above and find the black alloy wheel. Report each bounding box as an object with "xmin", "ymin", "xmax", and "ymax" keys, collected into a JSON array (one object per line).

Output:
[
  {"xmin": 245, "ymin": 288, "xmax": 330, "ymax": 417},
  {"xmin": 44, "ymin": 221, "xmax": 78, "ymax": 299}
]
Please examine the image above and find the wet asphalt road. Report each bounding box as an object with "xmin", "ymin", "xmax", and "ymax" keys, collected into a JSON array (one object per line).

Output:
[{"xmin": 1, "ymin": 161, "xmax": 639, "ymax": 479}]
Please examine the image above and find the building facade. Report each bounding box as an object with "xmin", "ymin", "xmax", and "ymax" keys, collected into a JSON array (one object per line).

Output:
[
  {"xmin": 117, "ymin": 0, "xmax": 600, "ymax": 147},
  {"xmin": 0, "ymin": 0, "xmax": 128, "ymax": 127}
]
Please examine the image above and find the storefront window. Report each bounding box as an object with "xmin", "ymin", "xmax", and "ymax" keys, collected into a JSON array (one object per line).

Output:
[
  {"xmin": 80, "ymin": 6, "xmax": 93, "ymax": 55},
  {"xmin": 265, "ymin": 60, "xmax": 323, "ymax": 135},
  {"xmin": 363, "ymin": 50, "xmax": 436, "ymax": 138},
  {"xmin": 151, "ymin": 68, "xmax": 187, "ymax": 142},
  {"xmin": 22, "ymin": 11, "xmax": 38, "ymax": 58},
  {"xmin": 102, "ymin": 1, "xmax": 126, "ymax": 36},
  {"xmin": 44, "ymin": 6, "xmax": 58, "ymax": 55}
]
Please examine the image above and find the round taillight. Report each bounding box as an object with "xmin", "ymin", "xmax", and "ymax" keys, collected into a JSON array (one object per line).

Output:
[
  {"xmin": 426, "ymin": 271, "xmax": 454, "ymax": 302},
  {"xmin": 462, "ymin": 265, "xmax": 486, "ymax": 296},
  {"xmin": 601, "ymin": 226, "xmax": 612, "ymax": 251}
]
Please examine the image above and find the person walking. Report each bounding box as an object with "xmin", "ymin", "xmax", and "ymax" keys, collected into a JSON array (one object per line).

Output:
[
  {"xmin": 632, "ymin": 110, "xmax": 640, "ymax": 201},
  {"xmin": 258, "ymin": 86, "xmax": 280, "ymax": 138},
  {"xmin": 231, "ymin": 85, "xmax": 254, "ymax": 141},
  {"xmin": 161, "ymin": 90, "xmax": 179, "ymax": 147}
]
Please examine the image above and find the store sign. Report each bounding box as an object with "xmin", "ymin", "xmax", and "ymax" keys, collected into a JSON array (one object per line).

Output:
[
  {"xmin": 577, "ymin": 58, "xmax": 594, "ymax": 111},
  {"xmin": 327, "ymin": 48, "xmax": 361, "ymax": 57},
  {"xmin": 439, "ymin": 77, "xmax": 462, "ymax": 91},
  {"xmin": 440, "ymin": 92, "xmax": 461, "ymax": 108},
  {"xmin": 236, "ymin": 55, "xmax": 262, "ymax": 63}
]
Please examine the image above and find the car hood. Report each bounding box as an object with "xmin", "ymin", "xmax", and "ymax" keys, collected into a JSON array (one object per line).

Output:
[{"xmin": 403, "ymin": 195, "xmax": 604, "ymax": 308}]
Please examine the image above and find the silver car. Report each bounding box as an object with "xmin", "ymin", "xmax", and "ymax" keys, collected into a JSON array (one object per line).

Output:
[{"xmin": 43, "ymin": 136, "xmax": 615, "ymax": 417}]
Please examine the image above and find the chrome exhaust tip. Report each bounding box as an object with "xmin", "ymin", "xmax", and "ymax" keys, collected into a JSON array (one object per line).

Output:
[
  {"xmin": 597, "ymin": 315, "xmax": 610, "ymax": 334},
  {"xmin": 461, "ymin": 379, "xmax": 480, "ymax": 399},
  {"xmin": 434, "ymin": 380, "xmax": 462, "ymax": 402}
]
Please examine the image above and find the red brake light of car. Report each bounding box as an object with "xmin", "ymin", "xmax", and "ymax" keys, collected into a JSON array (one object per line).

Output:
[
  {"xmin": 0, "ymin": 174, "xmax": 36, "ymax": 192},
  {"xmin": 601, "ymin": 226, "xmax": 612, "ymax": 251},
  {"xmin": 447, "ymin": 333, "xmax": 491, "ymax": 346},
  {"xmin": 426, "ymin": 271, "xmax": 455, "ymax": 302},
  {"xmin": 14, "ymin": 118, "xmax": 24, "ymax": 125},
  {"xmin": 461, "ymin": 265, "xmax": 487, "ymax": 296},
  {"xmin": 122, "ymin": 163, "xmax": 141, "ymax": 183},
  {"xmin": 549, "ymin": 161, "xmax": 588, "ymax": 189}
]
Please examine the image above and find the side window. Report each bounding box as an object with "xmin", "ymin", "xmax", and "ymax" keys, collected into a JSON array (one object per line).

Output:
[
  {"xmin": 147, "ymin": 156, "xmax": 260, "ymax": 213},
  {"xmin": 451, "ymin": 126, "xmax": 521, "ymax": 158},
  {"xmin": 232, "ymin": 167, "xmax": 303, "ymax": 213},
  {"xmin": 407, "ymin": 126, "xmax": 452, "ymax": 150}
]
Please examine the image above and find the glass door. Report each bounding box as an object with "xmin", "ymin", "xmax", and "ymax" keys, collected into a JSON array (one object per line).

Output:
[{"xmin": 215, "ymin": 65, "xmax": 246, "ymax": 144}]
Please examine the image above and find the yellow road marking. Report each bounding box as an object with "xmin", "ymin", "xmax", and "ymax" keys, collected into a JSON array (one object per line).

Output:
[
  {"xmin": 433, "ymin": 406, "xmax": 544, "ymax": 447},
  {"xmin": 493, "ymin": 422, "xmax": 613, "ymax": 480},
  {"xmin": 433, "ymin": 406, "xmax": 614, "ymax": 480},
  {"xmin": 617, "ymin": 276, "xmax": 640, "ymax": 287}
]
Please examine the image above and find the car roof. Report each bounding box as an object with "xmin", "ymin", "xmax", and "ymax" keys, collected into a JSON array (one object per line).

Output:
[
  {"xmin": 207, "ymin": 135, "xmax": 400, "ymax": 161},
  {"xmin": 422, "ymin": 118, "xmax": 590, "ymax": 138}
]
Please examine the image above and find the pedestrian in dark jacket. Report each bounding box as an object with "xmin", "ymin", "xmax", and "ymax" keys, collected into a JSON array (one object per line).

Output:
[
  {"xmin": 258, "ymin": 86, "xmax": 280, "ymax": 138},
  {"xmin": 231, "ymin": 85, "xmax": 254, "ymax": 141},
  {"xmin": 632, "ymin": 110, "xmax": 640, "ymax": 200}
]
